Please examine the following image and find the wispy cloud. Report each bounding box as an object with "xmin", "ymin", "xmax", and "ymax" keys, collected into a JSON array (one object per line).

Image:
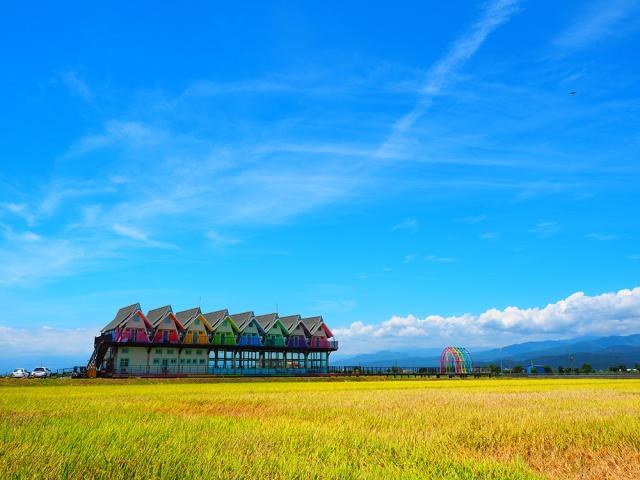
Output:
[
  {"xmin": 554, "ymin": 0, "xmax": 639, "ymax": 52},
  {"xmin": 0, "ymin": 236, "xmax": 87, "ymax": 286},
  {"xmin": 456, "ymin": 214, "xmax": 487, "ymax": 224},
  {"xmin": 424, "ymin": 255, "xmax": 457, "ymax": 263},
  {"xmin": 586, "ymin": 232, "xmax": 620, "ymax": 241},
  {"xmin": 480, "ymin": 231, "xmax": 499, "ymax": 241},
  {"xmin": 403, "ymin": 254, "xmax": 417, "ymax": 264},
  {"xmin": 392, "ymin": 218, "xmax": 419, "ymax": 231},
  {"xmin": 377, "ymin": 0, "xmax": 521, "ymax": 157},
  {"xmin": 113, "ymin": 224, "xmax": 177, "ymax": 250},
  {"xmin": 206, "ymin": 230, "xmax": 241, "ymax": 247},
  {"xmin": 530, "ymin": 221, "xmax": 562, "ymax": 238},
  {"xmin": 63, "ymin": 121, "xmax": 163, "ymax": 158},
  {"xmin": 57, "ymin": 70, "xmax": 93, "ymax": 101}
]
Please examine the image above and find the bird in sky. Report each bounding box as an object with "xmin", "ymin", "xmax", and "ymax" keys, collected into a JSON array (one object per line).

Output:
[{"xmin": 569, "ymin": 91, "xmax": 577, "ymax": 95}]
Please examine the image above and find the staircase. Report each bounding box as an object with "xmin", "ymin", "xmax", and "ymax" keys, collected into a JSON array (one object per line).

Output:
[{"xmin": 87, "ymin": 333, "xmax": 113, "ymax": 369}]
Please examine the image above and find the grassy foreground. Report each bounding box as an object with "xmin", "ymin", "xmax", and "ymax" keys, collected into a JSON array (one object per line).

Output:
[{"xmin": 1, "ymin": 378, "xmax": 639, "ymax": 479}]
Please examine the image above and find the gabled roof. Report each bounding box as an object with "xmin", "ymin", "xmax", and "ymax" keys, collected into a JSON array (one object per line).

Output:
[
  {"xmin": 146, "ymin": 305, "xmax": 173, "ymax": 328},
  {"xmin": 101, "ymin": 303, "xmax": 140, "ymax": 333},
  {"xmin": 279, "ymin": 314, "xmax": 302, "ymax": 332},
  {"xmin": 255, "ymin": 313, "xmax": 279, "ymax": 331},
  {"xmin": 302, "ymin": 316, "xmax": 333, "ymax": 337},
  {"xmin": 229, "ymin": 311, "xmax": 256, "ymax": 331},
  {"xmin": 301, "ymin": 316, "xmax": 323, "ymax": 334},
  {"xmin": 203, "ymin": 309, "xmax": 232, "ymax": 330},
  {"xmin": 175, "ymin": 307, "xmax": 201, "ymax": 329}
]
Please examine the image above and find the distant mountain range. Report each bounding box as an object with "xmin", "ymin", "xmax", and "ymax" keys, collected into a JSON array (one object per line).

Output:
[{"xmin": 333, "ymin": 334, "xmax": 640, "ymax": 369}]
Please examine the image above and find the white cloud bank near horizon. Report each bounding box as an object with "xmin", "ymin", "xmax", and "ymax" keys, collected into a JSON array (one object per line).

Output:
[
  {"xmin": 2, "ymin": 287, "xmax": 640, "ymax": 361},
  {"xmin": 334, "ymin": 286, "xmax": 640, "ymax": 355}
]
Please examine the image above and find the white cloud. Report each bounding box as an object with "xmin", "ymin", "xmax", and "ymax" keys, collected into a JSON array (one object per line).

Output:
[
  {"xmin": 64, "ymin": 121, "xmax": 163, "ymax": 158},
  {"xmin": 0, "ymin": 325, "xmax": 97, "ymax": 356},
  {"xmin": 205, "ymin": 230, "xmax": 241, "ymax": 247},
  {"xmin": 586, "ymin": 232, "xmax": 620, "ymax": 241},
  {"xmin": 113, "ymin": 224, "xmax": 177, "ymax": 250},
  {"xmin": 480, "ymin": 231, "xmax": 498, "ymax": 241},
  {"xmin": 424, "ymin": 255, "xmax": 457, "ymax": 263},
  {"xmin": 456, "ymin": 214, "xmax": 487, "ymax": 224},
  {"xmin": 404, "ymin": 254, "xmax": 417, "ymax": 263},
  {"xmin": 0, "ymin": 237, "xmax": 87, "ymax": 286},
  {"xmin": 334, "ymin": 286, "xmax": 640, "ymax": 354},
  {"xmin": 58, "ymin": 70, "xmax": 93, "ymax": 101},
  {"xmin": 554, "ymin": 0, "xmax": 639, "ymax": 52},
  {"xmin": 530, "ymin": 221, "xmax": 562, "ymax": 238},
  {"xmin": 392, "ymin": 218, "xmax": 420, "ymax": 231}
]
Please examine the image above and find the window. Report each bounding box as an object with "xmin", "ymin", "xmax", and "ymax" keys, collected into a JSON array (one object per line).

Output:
[
  {"xmin": 196, "ymin": 350, "xmax": 202, "ymax": 355},
  {"xmin": 122, "ymin": 348, "xmax": 129, "ymax": 353},
  {"xmin": 194, "ymin": 319, "xmax": 200, "ymax": 325},
  {"xmin": 170, "ymin": 359, "xmax": 177, "ymax": 364},
  {"xmin": 153, "ymin": 359, "xmax": 160, "ymax": 365},
  {"xmin": 119, "ymin": 358, "xmax": 129, "ymax": 367},
  {"xmin": 165, "ymin": 318, "xmax": 171, "ymax": 324},
  {"xmin": 186, "ymin": 359, "xmax": 191, "ymax": 364},
  {"xmin": 199, "ymin": 359, "xmax": 205, "ymax": 364},
  {"xmin": 185, "ymin": 350, "xmax": 191, "ymax": 355},
  {"xmin": 167, "ymin": 349, "xmax": 173, "ymax": 354},
  {"xmin": 155, "ymin": 348, "xmax": 162, "ymax": 354},
  {"xmin": 180, "ymin": 359, "xmax": 186, "ymax": 364}
]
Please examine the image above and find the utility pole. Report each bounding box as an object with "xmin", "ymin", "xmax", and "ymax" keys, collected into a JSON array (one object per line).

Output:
[{"xmin": 568, "ymin": 354, "xmax": 574, "ymax": 373}]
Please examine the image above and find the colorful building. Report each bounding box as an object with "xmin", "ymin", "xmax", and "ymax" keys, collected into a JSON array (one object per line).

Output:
[
  {"xmin": 280, "ymin": 314, "xmax": 309, "ymax": 348},
  {"xmin": 147, "ymin": 305, "xmax": 183, "ymax": 344},
  {"xmin": 91, "ymin": 302, "xmax": 338, "ymax": 376},
  {"xmin": 176, "ymin": 307, "xmax": 211, "ymax": 345},
  {"xmin": 255, "ymin": 313, "xmax": 288, "ymax": 347}
]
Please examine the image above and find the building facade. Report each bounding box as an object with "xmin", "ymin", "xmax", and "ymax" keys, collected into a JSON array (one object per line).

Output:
[{"xmin": 90, "ymin": 303, "xmax": 338, "ymax": 376}]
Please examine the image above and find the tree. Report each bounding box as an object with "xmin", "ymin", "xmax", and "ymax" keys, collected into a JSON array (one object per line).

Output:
[
  {"xmin": 558, "ymin": 366, "xmax": 565, "ymax": 374},
  {"xmin": 580, "ymin": 363, "xmax": 594, "ymax": 374},
  {"xmin": 513, "ymin": 365, "xmax": 524, "ymax": 374},
  {"xmin": 543, "ymin": 365, "xmax": 553, "ymax": 374},
  {"xmin": 635, "ymin": 363, "xmax": 640, "ymax": 371},
  {"xmin": 487, "ymin": 363, "xmax": 501, "ymax": 374},
  {"xmin": 530, "ymin": 367, "xmax": 538, "ymax": 374}
]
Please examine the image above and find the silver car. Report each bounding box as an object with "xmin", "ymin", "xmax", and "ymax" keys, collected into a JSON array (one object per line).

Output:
[
  {"xmin": 10, "ymin": 368, "xmax": 30, "ymax": 378},
  {"xmin": 30, "ymin": 367, "xmax": 51, "ymax": 378}
]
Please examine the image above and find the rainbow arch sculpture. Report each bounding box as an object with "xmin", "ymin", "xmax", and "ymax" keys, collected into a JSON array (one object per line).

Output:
[{"xmin": 440, "ymin": 346, "xmax": 473, "ymax": 374}]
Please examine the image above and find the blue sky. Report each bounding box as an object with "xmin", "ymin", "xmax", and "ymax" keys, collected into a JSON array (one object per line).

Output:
[{"xmin": 1, "ymin": 0, "xmax": 640, "ymax": 364}]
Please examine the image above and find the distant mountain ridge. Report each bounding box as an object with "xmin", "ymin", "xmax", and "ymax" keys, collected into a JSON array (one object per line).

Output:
[{"xmin": 334, "ymin": 334, "xmax": 640, "ymax": 369}]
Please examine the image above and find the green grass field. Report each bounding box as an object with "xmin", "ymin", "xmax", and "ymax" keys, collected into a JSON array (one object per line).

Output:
[{"xmin": 1, "ymin": 378, "xmax": 639, "ymax": 479}]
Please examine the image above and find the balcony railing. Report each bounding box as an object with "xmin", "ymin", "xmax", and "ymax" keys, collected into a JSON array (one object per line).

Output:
[{"xmin": 112, "ymin": 365, "xmax": 330, "ymax": 376}]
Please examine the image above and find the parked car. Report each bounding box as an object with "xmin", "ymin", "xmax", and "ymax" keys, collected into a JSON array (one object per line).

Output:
[
  {"xmin": 9, "ymin": 368, "xmax": 30, "ymax": 378},
  {"xmin": 71, "ymin": 366, "xmax": 87, "ymax": 378},
  {"xmin": 30, "ymin": 367, "xmax": 52, "ymax": 378}
]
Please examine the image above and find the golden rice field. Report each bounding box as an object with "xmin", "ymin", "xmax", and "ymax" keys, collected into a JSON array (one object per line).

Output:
[{"xmin": 1, "ymin": 377, "xmax": 639, "ymax": 479}]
